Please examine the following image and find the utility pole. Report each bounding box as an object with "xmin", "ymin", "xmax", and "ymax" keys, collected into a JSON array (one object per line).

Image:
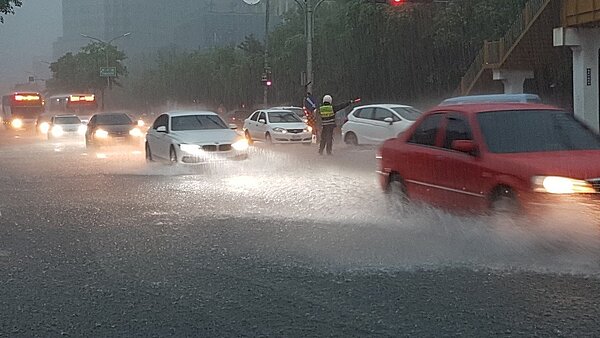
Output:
[
  {"xmin": 264, "ymin": 0, "xmax": 270, "ymax": 105},
  {"xmin": 294, "ymin": 0, "xmax": 326, "ymax": 95}
]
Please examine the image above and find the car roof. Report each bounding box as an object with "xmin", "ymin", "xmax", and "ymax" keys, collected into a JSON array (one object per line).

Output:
[
  {"xmin": 429, "ymin": 102, "xmax": 561, "ymax": 115},
  {"xmin": 53, "ymin": 114, "xmax": 80, "ymax": 118},
  {"xmin": 439, "ymin": 93, "xmax": 541, "ymax": 106},
  {"xmin": 353, "ymin": 104, "xmax": 414, "ymax": 109},
  {"xmin": 165, "ymin": 110, "xmax": 219, "ymax": 117},
  {"xmin": 270, "ymin": 106, "xmax": 302, "ymax": 109}
]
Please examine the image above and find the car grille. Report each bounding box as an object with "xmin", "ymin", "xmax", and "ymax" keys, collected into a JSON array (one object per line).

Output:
[
  {"xmin": 587, "ymin": 178, "xmax": 600, "ymax": 192},
  {"xmin": 110, "ymin": 131, "xmax": 129, "ymax": 137},
  {"xmin": 202, "ymin": 144, "xmax": 231, "ymax": 152},
  {"xmin": 287, "ymin": 129, "xmax": 303, "ymax": 134}
]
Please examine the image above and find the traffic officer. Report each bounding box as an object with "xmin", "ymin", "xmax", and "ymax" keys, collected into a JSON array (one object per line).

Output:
[{"xmin": 317, "ymin": 94, "xmax": 353, "ymax": 155}]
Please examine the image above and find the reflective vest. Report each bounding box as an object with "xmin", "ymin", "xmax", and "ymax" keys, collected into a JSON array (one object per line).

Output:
[{"xmin": 319, "ymin": 104, "xmax": 336, "ymax": 126}]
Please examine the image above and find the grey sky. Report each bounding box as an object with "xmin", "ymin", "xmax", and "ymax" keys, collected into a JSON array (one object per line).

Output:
[{"xmin": 0, "ymin": 0, "xmax": 62, "ymax": 89}]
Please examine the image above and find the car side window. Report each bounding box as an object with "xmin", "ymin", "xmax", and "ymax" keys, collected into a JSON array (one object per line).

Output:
[
  {"xmin": 355, "ymin": 108, "xmax": 373, "ymax": 119},
  {"xmin": 373, "ymin": 108, "xmax": 394, "ymax": 121},
  {"xmin": 153, "ymin": 114, "xmax": 168, "ymax": 130},
  {"xmin": 250, "ymin": 112, "xmax": 259, "ymax": 121},
  {"xmin": 259, "ymin": 112, "xmax": 266, "ymax": 122},
  {"xmin": 443, "ymin": 115, "xmax": 473, "ymax": 149},
  {"xmin": 408, "ymin": 114, "xmax": 443, "ymax": 147}
]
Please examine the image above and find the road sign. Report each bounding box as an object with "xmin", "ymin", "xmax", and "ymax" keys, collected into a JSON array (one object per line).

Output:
[{"xmin": 100, "ymin": 67, "xmax": 117, "ymax": 77}]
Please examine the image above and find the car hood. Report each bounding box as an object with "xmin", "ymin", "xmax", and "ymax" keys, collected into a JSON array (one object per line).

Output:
[
  {"xmin": 498, "ymin": 150, "xmax": 600, "ymax": 179},
  {"xmin": 169, "ymin": 129, "xmax": 240, "ymax": 144},
  {"xmin": 269, "ymin": 122, "xmax": 307, "ymax": 129}
]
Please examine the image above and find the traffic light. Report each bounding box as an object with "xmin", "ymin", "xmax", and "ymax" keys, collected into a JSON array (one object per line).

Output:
[
  {"xmin": 261, "ymin": 69, "xmax": 273, "ymax": 87},
  {"xmin": 389, "ymin": 0, "xmax": 406, "ymax": 5}
]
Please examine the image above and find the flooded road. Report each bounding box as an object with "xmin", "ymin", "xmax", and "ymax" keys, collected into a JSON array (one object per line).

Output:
[{"xmin": 1, "ymin": 129, "xmax": 600, "ymax": 336}]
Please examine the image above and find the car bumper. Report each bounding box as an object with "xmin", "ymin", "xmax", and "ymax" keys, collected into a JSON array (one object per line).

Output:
[
  {"xmin": 272, "ymin": 132, "xmax": 312, "ymax": 143},
  {"xmin": 180, "ymin": 151, "xmax": 248, "ymax": 164},
  {"xmin": 91, "ymin": 135, "xmax": 142, "ymax": 146}
]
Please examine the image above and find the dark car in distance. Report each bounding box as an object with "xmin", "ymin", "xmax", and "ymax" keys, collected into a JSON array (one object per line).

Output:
[{"xmin": 85, "ymin": 112, "xmax": 144, "ymax": 148}]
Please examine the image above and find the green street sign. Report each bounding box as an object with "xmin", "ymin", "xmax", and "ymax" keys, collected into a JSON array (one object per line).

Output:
[{"xmin": 100, "ymin": 67, "xmax": 117, "ymax": 77}]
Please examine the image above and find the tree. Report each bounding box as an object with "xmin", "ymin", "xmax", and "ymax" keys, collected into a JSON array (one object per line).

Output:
[
  {"xmin": 46, "ymin": 42, "xmax": 128, "ymax": 96},
  {"xmin": 0, "ymin": 0, "xmax": 22, "ymax": 23}
]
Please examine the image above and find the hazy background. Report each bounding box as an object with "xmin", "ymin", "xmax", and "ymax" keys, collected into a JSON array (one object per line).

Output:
[{"xmin": 0, "ymin": 0, "xmax": 62, "ymax": 93}]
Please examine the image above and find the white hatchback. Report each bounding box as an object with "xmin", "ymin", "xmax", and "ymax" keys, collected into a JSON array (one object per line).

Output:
[
  {"xmin": 341, "ymin": 104, "xmax": 421, "ymax": 145},
  {"xmin": 243, "ymin": 109, "xmax": 312, "ymax": 144},
  {"xmin": 145, "ymin": 111, "xmax": 249, "ymax": 164}
]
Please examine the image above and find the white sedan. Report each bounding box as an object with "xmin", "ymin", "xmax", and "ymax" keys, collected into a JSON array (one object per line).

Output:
[
  {"xmin": 341, "ymin": 104, "xmax": 421, "ymax": 145},
  {"xmin": 243, "ymin": 109, "xmax": 312, "ymax": 144},
  {"xmin": 145, "ymin": 111, "xmax": 249, "ymax": 164}
]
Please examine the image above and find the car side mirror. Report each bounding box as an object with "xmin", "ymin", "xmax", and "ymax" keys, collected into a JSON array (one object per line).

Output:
[
  {"xmin": 229, "ymin": 123, "xmax": 238, "ymax": 130},
  {"xmin": 384, "ymin": 117, "xmax": 394, "ymax": 125},
  {"xmin": 451, "ymin": 140, "xmax": 478, "ymax": 156},
  {"xmin": 258, "ymin": 119, "xmax": 266, "ymax": 124},
  {"xmin": 156, "ymin": 126, "xmax": 167, "ymax": 133}
]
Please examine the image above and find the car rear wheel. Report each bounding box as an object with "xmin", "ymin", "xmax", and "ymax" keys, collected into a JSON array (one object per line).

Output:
[
  {"xmin": 169, "ymin": 146, "xmax": 178, "ymax": 164},
  {"xmin": 345, "ymin": 132, "xmax": 358, "ymax": 146},
  {"xmin": 490, "ymin": 186, "xmax": 520, "ymax": 215},
  {"xmin": 145, "ymin": 142, "xmax": 153, "ymax": 162},
  {"xmin": 386, "ymin": 173, "xmax": 409, "ymax": 213}
]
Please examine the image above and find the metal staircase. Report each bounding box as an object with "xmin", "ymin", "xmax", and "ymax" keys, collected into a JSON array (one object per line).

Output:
[{"xmin": 458, "ymin": 0, "xmax": 553, "ymax": 95}]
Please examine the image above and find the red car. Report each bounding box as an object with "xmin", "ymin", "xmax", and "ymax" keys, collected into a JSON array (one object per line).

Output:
[{"xmin": 377, "ymin": 102, "xmax": 600, "ymax": 215}]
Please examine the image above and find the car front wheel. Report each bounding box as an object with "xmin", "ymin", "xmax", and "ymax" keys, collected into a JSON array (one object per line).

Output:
[
  {"xmin": 145, "ymin": 142, "xmax": 153, "ymax": 162},
  {"xmin": 169, "ymin": 146, "xmax": 178, "ymax": 164},
  {"xmin": 345, "ymin": 132, "xmax": 358, "ymax": 146},
  {"xmin": 490, "ymin": 186, "xmax": 520, "ymax": 215},
  {"xmin": 386, "ymin": 173, "xmax": 409, "ymax": 213}
]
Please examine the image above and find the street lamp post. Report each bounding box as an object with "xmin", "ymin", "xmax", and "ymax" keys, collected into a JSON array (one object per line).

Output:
[
  {"xmin": 294, "ymin": 0, "xmax": 326, "ymax": 95},
  {"xmin": 80, "ymin": 32, "xmax": 131, "ymax": 110}
]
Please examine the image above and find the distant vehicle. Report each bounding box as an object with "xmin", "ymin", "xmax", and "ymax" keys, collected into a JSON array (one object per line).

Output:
[
  {"xmin": 85, "ymin": 112, "xmax": 144, "ymax": 148},
  {"xmin": 46, "ymin": 115, "xmax": 86, "ymax": 140},
  {"xmin": 46, "ymin": 94, "xmax": 98, "ymax": 124},
  {"xmin": 439, "ymin": 93, "xmax": 541, "ymax": 106},
  {"xmin": 225, "ymin": 109, "xmax": 252, "ymax": 129},
  {"xmin": 1, "ymin": 92, "xmax": 45, "ymax": 130},
  {"xmin": 145, "ymin": 111, "xmax": 248, "ymax": 164},
  {"xmin": 341, "ymin": 104, "xmax": 422, "ymax": 145},
  {"xmin": 243, "ymin": 109, "xmax": 312, "ymax": 144},
  {"xmin": 378, "ymin": 102, "xmax": 600, "ymax": 215}
]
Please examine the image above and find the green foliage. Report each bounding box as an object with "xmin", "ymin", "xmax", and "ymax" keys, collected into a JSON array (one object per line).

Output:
[
  {"xmin": 128, "ymin": 0, "xmax": 528, "ymax": 109},
  {"xmin": 0, "ymin": 0, "xmax": 21, "ymax": 23},
  {"xmin": 46, "ymin": 42, "xmax": 128, "ymax": 94}
]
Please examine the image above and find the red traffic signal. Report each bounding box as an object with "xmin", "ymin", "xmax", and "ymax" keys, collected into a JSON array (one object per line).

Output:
[{"xmin": 389, "ymin": 0, "xmax": 405, "ymax": 5}]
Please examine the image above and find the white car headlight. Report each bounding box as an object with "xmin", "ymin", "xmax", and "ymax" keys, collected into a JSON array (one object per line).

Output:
[
  {"xmin": 51, "ymin": 125, "xmax": 64, "ymax": 137},
  {"xmin": 273, "ymin": 127, "xmax": 287, "ymax": 133},
  {"xmin": 11, "ymin": 119, "xmax": 23, "ymax": 129},
  {"xmin": 232, "ymin": 139, "xmax": 249, "ymax": 151},
  {"xmin": 532, "ymin": 176, "xmax": 596, "ymax": 194},
  {"xmin": 78, "ymin": 124, "xmax": 87, "ymax": 135},
  {"xmin": 95, "ymin": 129, "xmax": 109, "ymax": 138},
  {"xmin": 129, "ymin": 127, "xmax": 143, "ymax": 137},
  {"xmin": 39, "ymin": 122, "xmax": 50, "ymax": 134},
  {"xmin": 179, "ymin": 144, "xmax": 201, "ymax": 154}
]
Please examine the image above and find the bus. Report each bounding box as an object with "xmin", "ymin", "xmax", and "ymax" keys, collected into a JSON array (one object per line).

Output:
[
  {"xmin": 46, "ymin": 93, "xmax": 98, "ymax": 123},
  {"xmin": 1, "ymin": 92, "xmax": 45, "ymax": 130}
]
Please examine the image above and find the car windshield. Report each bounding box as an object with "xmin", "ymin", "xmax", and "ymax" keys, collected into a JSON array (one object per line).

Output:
[
  {"xmin": 268, "ymin": 111, "xmax": 302, "ymax": 123},
  {"xmin": 477, "ymin": 110, "xmax": 600, "ymax": 153},
  {"xmin": 171, "ymin": 115, "xmax": 227, "ymax": 131},
  {"xmin": 96, "ymin": 114, "xmax": 133, "ymax": 125},
  {"xmin": 392, "ymin": 107, "xmax": 422, "ymax": 121},
  {"xmin": 54, "ymin": 116, "xmax": 81, "ymax": 124}
]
